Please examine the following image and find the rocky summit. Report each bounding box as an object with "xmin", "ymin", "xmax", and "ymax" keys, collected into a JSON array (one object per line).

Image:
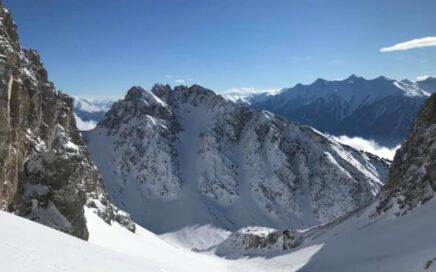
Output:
[
  {"xmin": 0, "ymin": 1, "xmax": 133, "ymax": 240},
  {"xmin": 84, "ymin": 84, "xmax": 389, "ymax": 236}
]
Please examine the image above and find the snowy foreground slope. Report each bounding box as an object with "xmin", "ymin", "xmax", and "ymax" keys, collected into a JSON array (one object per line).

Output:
[
  {"xmin": 215, "ymin": 199, "xmax": 436, "ymax": 272},
  {"xmin": 0, "ymin": 209, "xmax": 230, "ymax": 272},
  {"xmin": 293, "ymin": 200, "xmax": 436, "ymax": 272},
  {"xmin": 3, "ymin": 200, "xmax": 436, "ymax": 272}
]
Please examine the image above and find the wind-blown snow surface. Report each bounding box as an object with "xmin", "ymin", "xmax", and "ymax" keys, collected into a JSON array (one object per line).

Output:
[{"xmin": 83, "ymin": 84, "xmax": 388, "ymax": 248}]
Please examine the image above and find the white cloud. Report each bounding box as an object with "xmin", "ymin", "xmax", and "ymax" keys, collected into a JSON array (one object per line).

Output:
[
  {"xmin": 221, "ymin": 87, "xmax": 282, "ymax": 102},
  {"xmin": 380, "ymin": 36, "xmax": 436, "ymax": 52},
  {"xmin": 73, "ymin": 96, "xmax": 120, "ymax": 113},
  {"xmin": 174, "ymin": 79, "xmax": 186, "ymax": 84},
  {"xmin": 74, "ymin": 113, "xmax": 97, "ymax": 131},
  {"xmin": 331, "ymin": 135, "xmax": 400, "ymax": 160}
]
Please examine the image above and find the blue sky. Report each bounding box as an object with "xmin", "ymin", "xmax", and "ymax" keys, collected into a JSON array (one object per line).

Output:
[{"xmin": 4, "ymin": 0, "xmax": 436, "ymax": 96}]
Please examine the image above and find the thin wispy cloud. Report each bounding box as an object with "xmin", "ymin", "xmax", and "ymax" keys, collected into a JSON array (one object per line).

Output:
[
  {"xmin": 174, "ymin": 79, "xmax": 186, "ymax": 84},
  {"xmin": 380, "ymin": 36, "xmax": 436, "ymax": 52}
]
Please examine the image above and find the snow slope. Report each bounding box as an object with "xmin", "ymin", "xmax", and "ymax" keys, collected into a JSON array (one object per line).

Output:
[
  {"xmin": 4, "ymin": 199, "xmax": 435, "ymax": 272},
  {"xmin": 0, "ymin": 209, "xmax": 231, "ymax": 272},
  {"xmin": 212, "ymin": 199, "xmax": 436, "ymax": 272},
  {"xmin": 295, "ymin": 199, "xmax": 436, "ymax": 271}
]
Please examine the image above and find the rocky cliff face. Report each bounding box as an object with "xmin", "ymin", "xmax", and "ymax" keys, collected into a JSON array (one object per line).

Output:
[
  {"xmin": 376, "ymin": 93, "xmax": 436, "ymax": 215},
  {"xmin": 0, "ymin": 2, "xmax": 133, "ymax": 239},
  {"xmin": 84, "ymin": 84, "xmax": 389, "ymax": 235}
]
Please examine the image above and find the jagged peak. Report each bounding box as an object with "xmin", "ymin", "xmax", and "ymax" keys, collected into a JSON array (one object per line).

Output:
[
  {"xmin": 125, "ymin": 86, "xmax": 145, "ymax": 98},
  {"xmin": 0, "ymin": 2, "xmax": 20, "ymax": 51},
  {"xmin": 123, "ymin": 85, "xmax": 166, "ymax": 107},
  {"xmin": 313, "ymin": 77, "xmax": 327, "ymax": 84},
  {"xmin": 169, "ymin": 84, "xmax": 221, "ymax": 100},
  {"xmin": 345, "ymin": 74, "xmax": 364, "ymax": 81},
  {"xmin": 151, "ymin": 83, "xmax": 172, "ymax": 103},
  {"xmin": 372, "ymin": 75, "xmax": 392, "ymax": 81},
  {"xmin": 151, "ymin": 83, "xmax": 172, "ymax": 94}
]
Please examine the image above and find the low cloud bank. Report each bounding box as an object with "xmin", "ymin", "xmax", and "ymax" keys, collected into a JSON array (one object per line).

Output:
[
  {"xmin": 74, "ymin": 114, "xmax": 97, "ymax": 131},
  {"xmin": 221, "ymin": 87, "xmax": 281, "ymax": 102},
  {"xmin": 331, "ymin": 135, "xmax": 400, "ymax": 160}
]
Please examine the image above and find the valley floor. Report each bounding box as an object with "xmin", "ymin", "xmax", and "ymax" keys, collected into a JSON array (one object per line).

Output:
[{"xmin": 2, "ymin": 200, "xmax": 436, "ymax": 272}]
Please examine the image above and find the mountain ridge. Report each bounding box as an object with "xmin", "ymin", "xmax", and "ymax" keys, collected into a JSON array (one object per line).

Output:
[{"xmin": 243, "ymin": 75, "xmax": 428, "ymax": 147}]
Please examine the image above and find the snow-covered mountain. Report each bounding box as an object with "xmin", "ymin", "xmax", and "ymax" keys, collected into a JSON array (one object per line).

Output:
[
  {"xmin": 3, "ymin": 88, "xmax": 436, "ymax": 271},
  {"xmin": 83, "ymin": 84, "xmax": 389, "ymax": 243},
  {"xmin": 214, "ymin": 94, "xmax": 436, "ymax": 272},
  {"xmin": 214, "ymin": 95, "xmax": 436, "ymax": 272},
  {"xmin": 242, "ymin": 75, "xmax": 429, "ymax": 147},
  {"xmin": 416, "ymin": 76, "xmax": 436, "ymax": 94},
  {"xmin": 0, "ymin": 2, "xmax": 132, "ymax": 239},
  {"xmin": 73, "ymin": 97, "xmax": 119, "ymax": 131}
]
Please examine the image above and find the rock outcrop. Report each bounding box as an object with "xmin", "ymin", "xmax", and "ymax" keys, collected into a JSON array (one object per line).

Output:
[
  {"xmin": 0, "ymin": 1, "xmax": 133, "ymax": 239},
  {"xmin": 215, "ymin": 226, "xmax": 303, "ymax": 259},
  {"xmin": 376, "ymin": 93, "xmax": 436, "ymax": 215}
]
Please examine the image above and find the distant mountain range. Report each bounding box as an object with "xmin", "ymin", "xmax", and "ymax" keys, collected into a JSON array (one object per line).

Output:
[
  {"xmin": 74, "ymin": 76, "xmax": 435, "ymax": 148},
  {"xmin": 237, "ymin": 75, "xmax": 434, "ymax": 147}
]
